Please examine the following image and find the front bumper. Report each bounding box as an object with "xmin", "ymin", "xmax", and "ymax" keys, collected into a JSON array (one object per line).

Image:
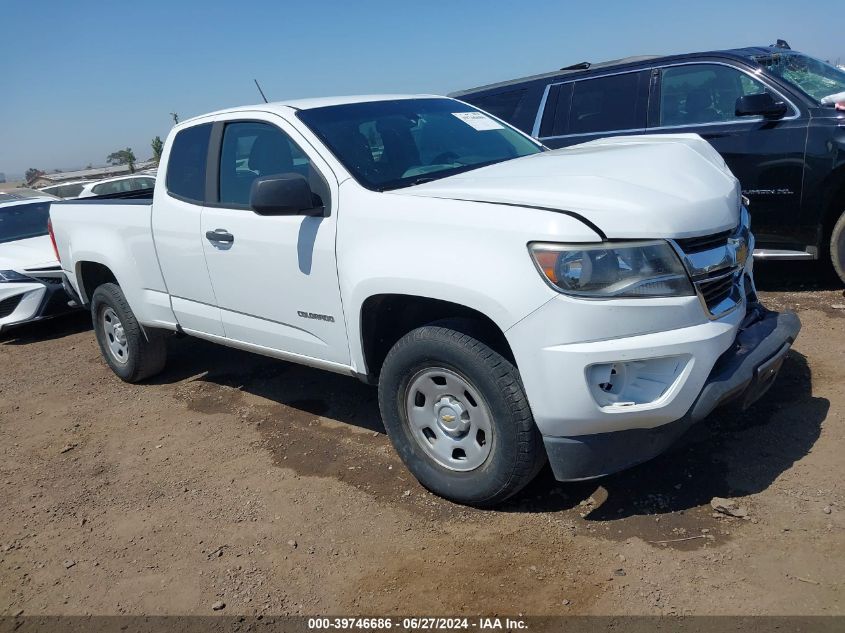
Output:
[
  {"xmin": 0, "ymin": 277, "xmax": 77, "ymax": 334},
  {"xmin": 542, "ymin": 305, "xmax": 800, "ymax": 481}
]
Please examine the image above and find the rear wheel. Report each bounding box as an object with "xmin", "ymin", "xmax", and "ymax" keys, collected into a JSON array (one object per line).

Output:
[
  {"xmin": 831, "ymin": 209, "xmax": 845, "ymax": 285},
  {"xmin": 91, "ymin": 283, "xmax": 167, "ymax": 382},
  {"xmin": 378, "ymin": 323, "xmax": 545, "ymax": 507}
]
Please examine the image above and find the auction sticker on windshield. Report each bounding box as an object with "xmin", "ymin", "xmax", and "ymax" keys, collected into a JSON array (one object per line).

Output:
[{"xmin": 452, "ymin": 111, "xmax": 504, "ymax": 130}]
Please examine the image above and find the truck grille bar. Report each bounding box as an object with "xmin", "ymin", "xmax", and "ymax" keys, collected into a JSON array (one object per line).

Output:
[{"xmin": 671, "ymin": 206, "xmax": 752, "ymax": 318}]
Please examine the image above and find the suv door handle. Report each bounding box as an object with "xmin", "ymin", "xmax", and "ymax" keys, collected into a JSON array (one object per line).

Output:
[{"xmin": 206, "ymin": 229, "xmax": 234, "ymax": 244}]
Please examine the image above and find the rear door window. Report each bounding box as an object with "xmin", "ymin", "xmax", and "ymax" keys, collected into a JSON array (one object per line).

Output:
[
  {"xmin": 166, "ymin": 123, "xmax": 212, "ymax": 203},
  {"xmin": 539, "ymin": 71, "xmax": 644, "ymax": 138}
]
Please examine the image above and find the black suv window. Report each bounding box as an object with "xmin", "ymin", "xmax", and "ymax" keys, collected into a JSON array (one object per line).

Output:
[
  {"xmin": 166, "ymin": 123, "xmax": 212, "ymax": 203},
  {"xmin": 659, "ymin": 64, "xmax": 768, "ymax": 126},
  {"xmin": 569, "ymin": 73, "xmax": 641, "ymax": 134},
  {"xmin": 541, "ymin": 72, "xmax": 642, "ymax": 137},
  {"xmin": 218, "ymin": 121, "xmax": 327, "ymax": 208},
  {"xmin": 462, "ymin": 89, "xmax": 528, "ymax": 123}
]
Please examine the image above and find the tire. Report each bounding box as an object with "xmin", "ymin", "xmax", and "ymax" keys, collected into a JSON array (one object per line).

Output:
[
  {"xmin": 378, "ymin": 323, "xmax": 545, "ymax": 507},
  {"xmin": 91, "ymin": 283, "xmax": 167, "ymax": 382},
  {"xmin": 831, "ymin": 209, "xmax": 845, "ymax": 285}
]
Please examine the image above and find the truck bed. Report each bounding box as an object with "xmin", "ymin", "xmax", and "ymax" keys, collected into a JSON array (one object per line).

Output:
[{"xmin": 49, "ymin": 194, "xmax": 174, "ymax": 328}]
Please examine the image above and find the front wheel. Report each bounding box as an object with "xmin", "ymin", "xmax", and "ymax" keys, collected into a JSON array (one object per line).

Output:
[
  {"xmin": 91, "ymin": 283, "xmax": 167, "ymax": 382},
  {"xmin": 378, "ymin": 324, "xmax": 545, "ymax": 507},
  {"xmin": 831, "ymin": 209, "xmax": 845, "ymax": 285}
]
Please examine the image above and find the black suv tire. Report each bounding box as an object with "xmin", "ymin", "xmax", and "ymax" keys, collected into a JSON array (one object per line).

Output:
[
  {"xmin": 831, "ymin": 210, "xmax": 845, "ymax": 285},
  {"xmin": 378, "ymin": 324, "xmax": 545, "ymax": 507}
]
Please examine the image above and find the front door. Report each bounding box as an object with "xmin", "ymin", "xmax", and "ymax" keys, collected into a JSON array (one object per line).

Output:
[
  {"xmin": 651, "ymin": 62, "xmax": 808, "ymax": 249},
  {"xmin": 200, "ymin": 114, "xmax": 350, "ymax": 365}
]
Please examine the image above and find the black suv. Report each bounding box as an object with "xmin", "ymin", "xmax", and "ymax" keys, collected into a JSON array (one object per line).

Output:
[{"xmin": 451, "ymin": 43, "xmax": 845, "ymax": 283}]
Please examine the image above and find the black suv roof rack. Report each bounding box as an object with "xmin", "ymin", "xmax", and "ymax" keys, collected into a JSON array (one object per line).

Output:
[
  {"xmin": 560, "ymin": 61, "xmax": 591, "ymax": 71},
  {"xmin": 450, "ymin": 54, "xmax": 660, "ymax": 97}
]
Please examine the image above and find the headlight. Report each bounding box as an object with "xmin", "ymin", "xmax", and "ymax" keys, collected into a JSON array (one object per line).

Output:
[
  {"xmin": 0, "ymin": 270, "xmax": 32, "ymax": 283},
  {"xmin": 529, "ymin": 241, "xmax": 694, "ymax": 298}
]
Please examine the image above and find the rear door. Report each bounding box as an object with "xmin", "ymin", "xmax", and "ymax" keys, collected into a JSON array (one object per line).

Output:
[
  {"xmin": 650, "ymin": 62, "xmax": 808, "ymax": 248},
  {"xmin": 535, "ymin": 70, "xmax": 650, "ymax": 148},
  {"xmin": 151, "ymin": 121, "xmax": 224, "ymax": 336},
  {"xmin": 199, "ymin": 112, "xmax": 349, "ymax": 365}
]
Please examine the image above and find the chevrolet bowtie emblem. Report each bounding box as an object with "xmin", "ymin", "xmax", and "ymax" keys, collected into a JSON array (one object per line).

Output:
[
  {"xmin": 728, "ymin": 236, "xmax": 749, "ymax": 267},
  {"xmin": 441, "ymin": 414, "xmax": 456, "ymax": 423}
]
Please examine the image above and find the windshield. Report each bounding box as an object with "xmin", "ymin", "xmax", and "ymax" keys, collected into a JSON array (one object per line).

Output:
[
  {"xmin": 297, "ymin": 98, "xmax": 543, "ymax": 191},
  {"xmin": 754, "ymin": 51, "xmax": 845, "ymax": 103},
  {"xmin": 0, "ymin": 201, "xmax": 51, "ymax": 244}
]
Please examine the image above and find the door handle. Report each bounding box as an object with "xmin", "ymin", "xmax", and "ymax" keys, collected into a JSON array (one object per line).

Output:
[{"xmin": 206, "ymin": 229, "xmax": 234, "ymax": 244}]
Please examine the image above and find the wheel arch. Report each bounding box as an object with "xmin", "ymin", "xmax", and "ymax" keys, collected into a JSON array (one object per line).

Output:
[
  {"xmin": 75, "ymin": 260, "xmax": 119, "ymax": 305},
  {"xmin": 820, "ymin": 165, "xmax": 845, "ymax": 241},
  {"xmin": 358, "ymin": 293, "xmax": 516, "ymax": 382}
]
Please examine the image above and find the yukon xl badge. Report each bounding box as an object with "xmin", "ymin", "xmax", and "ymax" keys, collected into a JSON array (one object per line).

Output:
[{"xmin": 298, "ymin": 311, "xmax": 335, "ymax": 323}]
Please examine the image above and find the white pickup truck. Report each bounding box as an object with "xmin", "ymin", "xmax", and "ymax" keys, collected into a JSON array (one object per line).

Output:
[{"xmin": 50, "ymin": 95, "xmax": 800, "ymax": 506}]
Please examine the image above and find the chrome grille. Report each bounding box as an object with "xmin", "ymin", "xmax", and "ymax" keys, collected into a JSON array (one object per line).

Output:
[
  {"xmin": 675, "ymin": 230, "xmax": 732, "ymax": 254},
  {"xmin": 698, "ymin": 272, "xmax": 736, "ymax": 310},
  {"xmin": 672, "ymin": 207, "xmax": 753, "ymax": 318}
]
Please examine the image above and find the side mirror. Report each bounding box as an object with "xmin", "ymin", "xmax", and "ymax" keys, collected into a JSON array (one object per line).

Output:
[
  {"xmin": 735, "ymin": 93, "xmax": 788, "ymax": 119},
  {"xmin": 249, "ymin": 173, "xmax": 323, "ymax": 216}
]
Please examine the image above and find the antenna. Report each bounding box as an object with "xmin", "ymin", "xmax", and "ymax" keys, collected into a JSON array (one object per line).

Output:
[{"xmin": 254, "ymin": 79, "xmax": 269, "ymax": 103}]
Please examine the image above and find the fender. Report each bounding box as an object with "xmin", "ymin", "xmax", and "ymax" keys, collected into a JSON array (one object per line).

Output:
[{"xmin": 335, "ymin": 183, "xmax": 602, "ymax": 373}]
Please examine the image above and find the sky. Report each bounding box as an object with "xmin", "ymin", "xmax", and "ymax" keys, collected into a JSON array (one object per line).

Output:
[{"xmin": 1, "ymin": 0, "xmax": 841, "ymax": 178}]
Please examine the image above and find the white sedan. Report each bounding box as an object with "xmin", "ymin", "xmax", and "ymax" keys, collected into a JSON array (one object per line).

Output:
[{"xmin": 0, "ymin": 194, "xmax": 78, "ymax": 333}]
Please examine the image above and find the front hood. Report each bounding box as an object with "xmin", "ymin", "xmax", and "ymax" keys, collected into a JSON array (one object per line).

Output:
[
  {"xmin": 394, "ymin": 134, "xmax": 741, "ymax": 239},
  {"xmin": 0, "ymin": 235, "xmax": 58, "ymax": 271}
]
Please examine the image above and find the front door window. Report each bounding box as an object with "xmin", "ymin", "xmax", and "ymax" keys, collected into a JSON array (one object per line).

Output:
[{"xmin": 659, "ymin": 64, "xmax": 770, "ymax": 126}]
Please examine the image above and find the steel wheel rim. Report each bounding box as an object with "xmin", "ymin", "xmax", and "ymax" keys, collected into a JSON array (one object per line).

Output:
[
  {"xmin": 101, "ymin": 307, "xmax": 129, "ymax": 365},
  {"xmin": 404, "ymin": 367, "xmax": 493, "ymax": 471}
]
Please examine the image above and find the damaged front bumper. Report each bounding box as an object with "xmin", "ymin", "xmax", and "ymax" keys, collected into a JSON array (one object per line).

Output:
[{"xmin": 542, "ymin": 304, "xmax": 801, "ymax": 481}]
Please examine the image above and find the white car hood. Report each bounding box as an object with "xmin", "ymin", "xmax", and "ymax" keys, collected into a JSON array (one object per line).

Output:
[
  {"xmin": 0, "ymin": 235, "xmax": 58, "ymax": 272},
  {"xmin": 395, "ymin": 134, "xmax": 741, "ymax": 239}
]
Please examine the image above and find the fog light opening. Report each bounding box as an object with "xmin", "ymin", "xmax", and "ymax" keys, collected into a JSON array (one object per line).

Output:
[{"xmin": 587, "ymin": 356, "xmax": 688, "ymax": 408}]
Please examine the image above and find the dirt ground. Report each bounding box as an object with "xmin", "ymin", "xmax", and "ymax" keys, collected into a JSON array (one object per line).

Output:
[{"xmin": 1, "ymin": 261, "xmax": 843, "ymax": 617}]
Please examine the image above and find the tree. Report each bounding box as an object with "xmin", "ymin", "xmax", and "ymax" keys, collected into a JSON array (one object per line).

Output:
[
  {"xmin": 107, "ymin": 148, "xmax": 137, "ymax": 173},
  {"xmin": 151, "ymin": 136, "xmax": 164, "ymax": 163},
  {"xmin": 25, "ymin": 168, "xmax": 45, "ymax": 184}
]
